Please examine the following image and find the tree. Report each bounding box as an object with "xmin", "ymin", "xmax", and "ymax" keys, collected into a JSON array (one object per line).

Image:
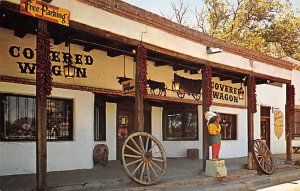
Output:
[
  {"xmin": 163, "ymin": 0, "xmax": 300, "ymax": 60},
  {"xmin": 161, "ymin": 0, "xmax": 191, "ymax": 26}
]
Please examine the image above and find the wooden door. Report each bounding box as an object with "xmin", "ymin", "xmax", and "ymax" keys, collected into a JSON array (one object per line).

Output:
[
  {"xmin": 116, "ymin": 100, "xmax": 151, "ymax": 159},
  {"xmin": 260, "ymin": 106, "xmax": 271, "ymax": 149}
]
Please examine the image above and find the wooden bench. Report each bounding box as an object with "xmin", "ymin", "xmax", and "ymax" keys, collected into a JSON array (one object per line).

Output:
[{"xmin": 292, "ymin": 146, "xmax": 300, "ymax": 154}]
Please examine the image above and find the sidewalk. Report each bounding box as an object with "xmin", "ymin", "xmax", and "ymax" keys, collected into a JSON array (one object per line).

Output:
[{"xmin": 0, "ymin": 154, "xmax": 299, "ymax": 191}]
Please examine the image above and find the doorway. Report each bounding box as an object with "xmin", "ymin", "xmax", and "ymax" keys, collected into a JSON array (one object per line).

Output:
[
  {"xmin": 116, "ymin": 100, "xmax": 151, "ymax": 159},
  {"xmin": 260, "ymin": 106, "xmax": 271, "ymax": 149}
]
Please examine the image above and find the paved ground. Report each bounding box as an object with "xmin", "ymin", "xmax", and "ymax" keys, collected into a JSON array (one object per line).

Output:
[{"xmin": 0, "ymin": 154, "xmax": 299, "ymax": 191}]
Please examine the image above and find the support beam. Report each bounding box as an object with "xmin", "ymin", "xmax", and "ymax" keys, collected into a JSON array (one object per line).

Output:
[
  {"xmin": 286, "ymin": 84, "xmax": 293, "ymax": 162},
  {"xmin": 247, "ymin": 75, "xmax": 254, "ymax": 170},
  {"xmin": 202, "ymin": 65, "xmax": 210, "ymax": 171},
  {"xmin": 36, "ymin": 19, "xmax": 48, "ymax": 190}
]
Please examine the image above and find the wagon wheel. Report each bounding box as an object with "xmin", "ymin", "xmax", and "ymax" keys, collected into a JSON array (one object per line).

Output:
[
  {"xmin": 177, "ymin": 89, "xmax": 185, "ymax": 99},
  {"xmin": 252, "ymin": 139, "xmax": 275, "ymax": 175},
  {"xmin": 192, "ymin": 93, "xmax": 201, "ymax": 101},
  {"xmin": 121, "ymin": 132, "xmax": 167, "ymax": 185}
]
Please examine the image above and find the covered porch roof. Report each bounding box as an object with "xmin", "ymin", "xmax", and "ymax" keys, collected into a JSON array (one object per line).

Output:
[{"xmin": 0, "ymin": 0, "xmax": 293, "ymax": 85}]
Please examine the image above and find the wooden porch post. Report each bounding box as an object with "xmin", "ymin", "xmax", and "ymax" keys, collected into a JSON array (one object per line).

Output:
[
  {"xmin": 247, "ymin": 75, "xmax": 254, "ymax": 170},
  {"xmin": 135, "ymin": 45, "xmax": 144, "ymax": 132},
  {"xmin": 202, "ymin": 65, "xmax": 210, "ymax": 170},
  {"xmin": 36, "ymin": 19, "xmax": 48, "ymax": 190},
  {"xmin": 286, "ymin": 83, "xmax": 292, "ymax": 162}
]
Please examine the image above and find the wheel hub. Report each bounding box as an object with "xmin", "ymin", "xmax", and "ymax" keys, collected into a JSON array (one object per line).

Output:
[{"xmin": 142, "ymin": 152, "xmax": 153, "ymax": 162}]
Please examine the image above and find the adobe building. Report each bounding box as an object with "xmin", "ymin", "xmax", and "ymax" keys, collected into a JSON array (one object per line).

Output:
[{"xmin": 0, "ymin": 0, "xmax": 298, "ymax": 176}]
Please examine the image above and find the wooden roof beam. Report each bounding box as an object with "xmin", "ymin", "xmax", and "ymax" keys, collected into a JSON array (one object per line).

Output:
[
  {"xmin": 154, "ymin": 61, "xmax": 168, "ymax": 67},
  {"xmin": 173, "ymin": 65, "xmax": 185, "ymax": 71},
  {"xmin": 107, "ymin": 50, "xmax": 122, "ymax": 57}
]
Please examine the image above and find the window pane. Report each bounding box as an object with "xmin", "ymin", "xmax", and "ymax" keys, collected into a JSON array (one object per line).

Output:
[
  {"xmin": 163, "ymin": 104, "xmax": 198, "ymax": 141},
  {"xmin": 220, "ymin": 113, "xmax": 237, "ymax": 140},
  {"xmin": 295, "ymin": 110, "xmax": 300, "ymax": 122},
  {"xmin": 47, "ymin": 99, "xmax": 73, "ymax": 140},
  {"xmin": 294, "ymin": 122, "xmax": 300, "ymax": 136},
  {"xmin": 0, "ymin": 94, "xmax": 73, "ymax": 141},
  {"xmin": 2, "ymin": 95, "xmax": 36, "ymax": 140}
]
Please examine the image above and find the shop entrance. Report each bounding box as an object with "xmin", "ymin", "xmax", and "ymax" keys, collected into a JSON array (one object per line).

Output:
[
  {"xmin": 116, "ymin": 100, "xmax": 151, "ymax": 160},
  {"xmin": 260, "ymin": 106, "xmax": 271, "ymax": 149}
]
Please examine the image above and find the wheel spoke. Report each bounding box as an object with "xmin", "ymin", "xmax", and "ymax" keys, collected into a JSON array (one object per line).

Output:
[
  {"xmin": 150, "ymin": 160, "xmax": 163, "ymax": 172},
  {"xmin": 139, "ymin": 162, "xmax": 146, "ymax": 181},
  {"xmin": 121, "ymin": 132, "xmax": 167, "ymax": 185},
  {"xmin": 132, "ymin": 161, "xmax": 143, "ymax": 176},
  {"xmin": 149, "ymin": 162, "xmax": 158, "ymax": 178},
  {"xmin": 252, "ymin": 140, "xmax": 274, "ymax": 175},
  {"xmin": 126, "ymin": 144, "xmax": 142, "ymax": 156},
  {"xmin": 139, "ymin": 135, "xmax": 145, "ymax": 152},
  {"xmin": 126, "ymin": 159, "xmax": 142, "ymax": 167},
  {"xmin": 149, "ymin": 143, "xmax": 157, "ymax": 152},
  {"xmin": 145, "ymin": 136, "xmax": 150, "ymax": 152},
  {"xmin": 130, "ymin": 138, "xmax": 143, "ymax": 154},
  {"xmin": 146, "ymin": 163, "xmax": 151, "ymax": 182},
  {"xmin": 152, "ymin": 157, "xmax": 164, "ymax": 163},
  {"xmin": 124, "ymin": 154, "xmax": 141, "ymax": 159}
]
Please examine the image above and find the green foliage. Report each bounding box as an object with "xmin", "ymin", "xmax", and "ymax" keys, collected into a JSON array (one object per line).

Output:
[{"xmin": 193, "ymin": 0, "xmax": 300, "ymax": 59}]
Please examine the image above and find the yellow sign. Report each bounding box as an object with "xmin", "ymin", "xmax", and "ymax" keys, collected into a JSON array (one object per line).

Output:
[
  {"xmin": 274, "ymin": 110, "xmax": 284, "ymax": 139},
  {"xmin": 20, "ymin": 0, "xmax": 70, "ymax": 26},
  {"xmin": 122, "ymin": 80, "xmax": 135, "ymax": 95}
]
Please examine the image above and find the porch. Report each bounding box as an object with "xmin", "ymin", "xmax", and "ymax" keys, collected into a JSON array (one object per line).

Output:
[{"xmin": 0, "ymin": 154, "xmax": 299, "ymax": 191}]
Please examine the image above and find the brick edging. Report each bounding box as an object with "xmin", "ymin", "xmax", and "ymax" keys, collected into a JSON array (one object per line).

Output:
[{"xmin": 79, "ymin": 0, "xmax": 293, "ymax": 70}]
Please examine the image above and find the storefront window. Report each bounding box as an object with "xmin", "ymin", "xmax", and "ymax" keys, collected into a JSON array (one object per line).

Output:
[
  {"xmin": 219, "ymin": 113, "xmax": 237, "ymax": 140},
  {"xmin": 0, "ymin": 94, "xmax": 73, "ymax": 141},
  {"xmin": 293, "ymin": 109, "xmax": 300, "ymax": 138},
  {"xmin": 163, "ymin": 103, "xmax": 198, "ymax": 141}
]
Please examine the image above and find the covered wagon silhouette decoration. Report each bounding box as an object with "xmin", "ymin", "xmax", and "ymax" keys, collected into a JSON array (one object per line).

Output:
[
  {"xmin": 117, "ymin": 76, "xmax": 167, "ymax": 96},
  {"xmin": 174, "ymin": 73, "xmax": 202, "ymax": 100}
]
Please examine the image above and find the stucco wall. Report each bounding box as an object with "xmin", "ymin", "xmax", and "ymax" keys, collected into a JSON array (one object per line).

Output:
[
  {"xmin": 0, "ymin": 82, "xmax": 94, "ymax": 176},
  {"xmin": 210, "ymin": 106, "xmax": 248, "ymax": 158},
  {"xmin": 255, "ymin": 84, "xmax": 287, "ymax": 154}
]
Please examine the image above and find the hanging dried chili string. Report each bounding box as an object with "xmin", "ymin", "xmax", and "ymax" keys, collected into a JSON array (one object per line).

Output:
[
  {"xmin": 204, "ymin": 65, "xmax": 212, "ymax": 107},
  {"xmin": 137, "ymin": 44, "xmax": 147, "ymax": 98},
  {"xmin": 249, "ymin": 76, "xmax": 257, "ymax": 113},
  {"xmin": 36, "ymin": 29, "xmax": 52, "ymax": 99}
]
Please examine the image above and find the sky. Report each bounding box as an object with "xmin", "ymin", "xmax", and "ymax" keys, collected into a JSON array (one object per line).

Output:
[{"xmin": 123, "ymin": 0, "xmax": 300, "ymax": 18}]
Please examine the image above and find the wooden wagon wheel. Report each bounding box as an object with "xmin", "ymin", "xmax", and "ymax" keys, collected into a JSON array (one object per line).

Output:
[
  {"xmin": 121, "ymin": 132, "xmax": 167, "ymax": 185},
  {"xmin": 252, "ymin": 139, "xmax": 275, "ymax": 175},
  {"xmin": 177, "ymin": 90, "xmax": 185, "ymax": 99},
  {"xmin": 192, "ymin": 93, "xmax": 201, "ymax": 101}
]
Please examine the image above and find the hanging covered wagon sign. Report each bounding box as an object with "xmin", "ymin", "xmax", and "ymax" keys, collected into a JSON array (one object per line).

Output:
[{"xmin": 274, "ymin": 110, "xmax": 284, "ymax": 139}]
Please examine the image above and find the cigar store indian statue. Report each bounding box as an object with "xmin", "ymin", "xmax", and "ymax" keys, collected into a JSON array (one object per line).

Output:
[{"xmin": 205, "ymin": 111, "xmax": 222, "ymax": 161}]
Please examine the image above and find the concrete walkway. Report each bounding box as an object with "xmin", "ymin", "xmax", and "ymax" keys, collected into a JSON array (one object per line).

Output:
[{"xmin": 0, "ymin": 154, "xmax": 299, "ymax": 191}]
